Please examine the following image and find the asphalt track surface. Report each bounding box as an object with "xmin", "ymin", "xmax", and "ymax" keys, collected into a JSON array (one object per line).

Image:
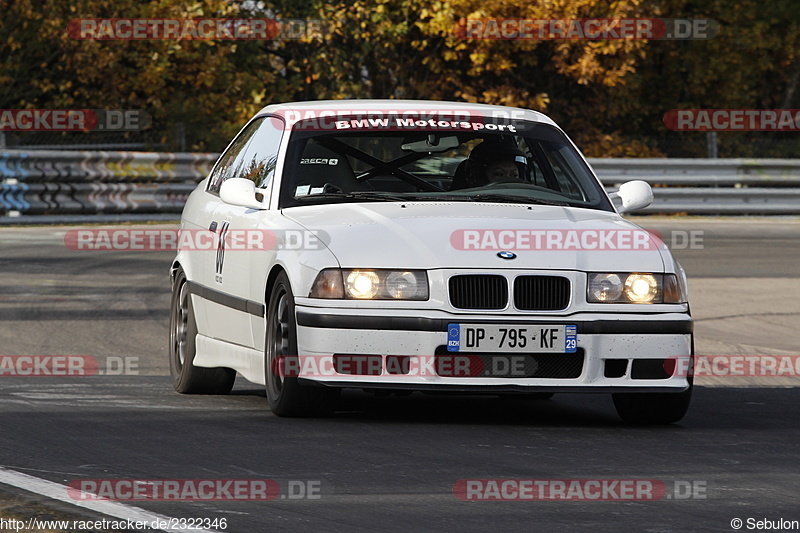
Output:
[{"xmin": 0, "ymin": 218, "xmax": 798, "ymax": 532}]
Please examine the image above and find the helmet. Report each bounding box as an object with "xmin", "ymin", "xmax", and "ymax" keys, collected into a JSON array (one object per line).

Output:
[
  {"xmin": 450, "ymin": 138, "xmax": 528, "ymax": 190},
  {"xmin": 469, "ymin": 140, "xmax": 528, "ymax": 170}
]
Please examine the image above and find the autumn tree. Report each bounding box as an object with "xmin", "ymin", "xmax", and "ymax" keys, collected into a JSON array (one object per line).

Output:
[
  {"xmin": 0, "ymin": 0, "xmax": 276, "ymax": 150},
  {"xmin": 2, "ymin": 0, "xmax": 798, "ymax": 155}
]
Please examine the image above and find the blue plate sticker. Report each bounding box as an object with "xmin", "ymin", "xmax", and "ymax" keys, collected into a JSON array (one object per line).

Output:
[
  {"xmin": 447, "ymin": 324, "xmax": 460, "ymax": 352},
  {"xmin": 565, "ymin": 325, "xmax": 577, "ymax": 353}
]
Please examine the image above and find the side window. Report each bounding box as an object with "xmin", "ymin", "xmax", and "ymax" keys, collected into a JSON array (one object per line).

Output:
[
  {"xmin": 516, "ymin": 138, "xmax": 543, "ymax": 186},
  {"xmin": 544, "ymin": 147, "xmax": 586, "ymax": 200},
  {"xmin": 526, "ymin": 137, "xmax": 586, "ymax": 201},
  {"xmin": 206, "ymin": 118, "xmax": 264, "ymax": 194},
  {"xmin": 236, "ymin": 117, "xmax": 284, "ymax": 188}
]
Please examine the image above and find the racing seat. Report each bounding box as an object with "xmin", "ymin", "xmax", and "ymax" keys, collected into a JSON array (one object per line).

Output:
[
  {"xmin": 449, "ymin": 159, "xmax": 485, "ymax": 190},
  {"xmin": 296, "ymin": 142, "xmax": 363, "ymax": 194}
]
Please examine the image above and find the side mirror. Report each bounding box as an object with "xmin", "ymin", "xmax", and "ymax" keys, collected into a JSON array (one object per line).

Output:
[
  {"xmin": 609, "ymin": 180, "xmax": 653, "ymax": 214},
  {"xmin": 220, "ymin": 178, "xmax": 265, "ymax": 210}
]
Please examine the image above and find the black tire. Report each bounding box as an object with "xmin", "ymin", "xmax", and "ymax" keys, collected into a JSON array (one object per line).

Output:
[
  {"xmin": 612, "ymin": 384, "xmax": 692, "ymax": 425},
  {"xmin": 264, "ymin": 272, "xmax": 339, "ymax": 417},
  {"xmin": 169, "ymin": 269, "xmax": 235, "ymax": 394}
]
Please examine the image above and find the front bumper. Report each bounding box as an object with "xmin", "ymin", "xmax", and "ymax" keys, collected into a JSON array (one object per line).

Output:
[{"xmin": 293, "ymin": 306, "xmax": 693, "ymax": 393}]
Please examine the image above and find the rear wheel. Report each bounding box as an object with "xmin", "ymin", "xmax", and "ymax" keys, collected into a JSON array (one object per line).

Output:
[
  {"xmin": 169, "ymin": 269, "xmax": 235, "ymax": 394},
  {"xmin": 264, "ymin": 272, "xmax": 339, "ymax": 417},
  {"xmin": 612, "ymin": 384, "xmax": 692, "ymax": 424}
]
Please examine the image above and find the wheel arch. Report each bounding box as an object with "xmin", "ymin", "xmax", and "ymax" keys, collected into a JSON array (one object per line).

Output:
[
  {"xmin": 263, "ymin": 264, "xmax": 289, "ymax": 309},
  {"xmin": 170, "ymin": 258, "xmax": 200, "ymax": 288},
  {"xmin": 170, "ymin": 260, "xmax": 183, "ymax": 286}
]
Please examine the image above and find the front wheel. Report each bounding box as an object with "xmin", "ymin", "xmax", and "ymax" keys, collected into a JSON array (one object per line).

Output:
[
  {"xmin": 169, "ymin": 269, "xmax": 235, "ymax": 394},
  {"xmin": 264, "ymin": 272, "xmax": 339, "ymax": 417},
  {"xmin": 612, "ymin": 384, "xmax": 692, "ymax": 425}
]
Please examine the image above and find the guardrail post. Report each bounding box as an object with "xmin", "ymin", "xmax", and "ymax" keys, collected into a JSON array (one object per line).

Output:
[{"xmin": 706, "ymin": 132, "xmax": 718, "ymax": 159}]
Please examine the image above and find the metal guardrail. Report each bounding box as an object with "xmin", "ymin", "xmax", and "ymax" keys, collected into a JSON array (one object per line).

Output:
[
  {"xmin": 0, "ymin": 150, "xmax": 214, "ymax": 216},
  {"xmin": 1, "ymin": 151, "xmax": 799, "ymax": 217},
  {"xmin": 590, "ymin": 158, "xmax": 800, "ymax": 186},
  {"xmin": 590, "ymin": 158, "xmax": 800, "ymax": 214}
]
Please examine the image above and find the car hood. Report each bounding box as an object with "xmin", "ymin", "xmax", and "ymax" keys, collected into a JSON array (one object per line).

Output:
[{"xmin": 282, "ymin": 202, "xmax": 667, "ymax": 272}]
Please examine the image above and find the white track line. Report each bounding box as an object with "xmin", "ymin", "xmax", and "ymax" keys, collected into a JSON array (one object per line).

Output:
[{"xmin": 0, "ymin": 466, "xmax": 220, "ymax": 532}]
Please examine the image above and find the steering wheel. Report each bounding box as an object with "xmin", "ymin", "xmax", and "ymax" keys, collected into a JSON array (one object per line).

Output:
[
  {"xmin": 321, "ymin": 182, "xmax": 343, "ymax": 193},
  {"xmin": 483, "ymin": 179, "xmax": 537, "ymax": 189}
]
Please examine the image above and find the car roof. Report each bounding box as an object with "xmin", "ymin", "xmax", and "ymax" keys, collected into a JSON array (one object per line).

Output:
[{"xmin": 254, "ymin": 99, "xmax": 559, "ymax": 128}]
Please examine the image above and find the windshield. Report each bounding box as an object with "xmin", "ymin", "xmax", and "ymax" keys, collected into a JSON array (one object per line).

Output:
[{"xmin": 278, "ymin": 117, "xmax": 613, "ymax": 211}]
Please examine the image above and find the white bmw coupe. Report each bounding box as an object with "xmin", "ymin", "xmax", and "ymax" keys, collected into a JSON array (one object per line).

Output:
[{"xmin": 170, "ymin": 100, "xmax": 693, "ymax": 423}]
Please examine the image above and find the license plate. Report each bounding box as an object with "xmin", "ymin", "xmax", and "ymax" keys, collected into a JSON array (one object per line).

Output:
[{"xmin": 447, "ymin": 324, "xmax": 577, "ymax": 353}]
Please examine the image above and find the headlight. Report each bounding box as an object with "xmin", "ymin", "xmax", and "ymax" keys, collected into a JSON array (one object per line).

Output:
[
  {"xmin": 624, "ymin": 273, "xmax": 659, "ymax": 303},
  {"xmin": 384, "ymin": 271, "xmax": 424, "ymax": 299},
  {"xmin": 346, "ymin": 270, "xmax": 380, "ymax": 299},
  {"xmin": 587, "ymin": 273, "xmax": 624, "ymax": 302},
  {"xmin": 309, "ymin": 269, "xmax": 429, "ymax": 300},
  {"xmin": 587, "ymin": 273, "xmax": 685, "ymax": 304}
]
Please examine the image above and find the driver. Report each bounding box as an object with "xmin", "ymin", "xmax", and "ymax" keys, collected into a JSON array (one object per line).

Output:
[
  {"xmin": 485, "ymin": 157, "xmax": 521, "ymax": 182},
  {"xmin": 451, "ymin": 139, "xmax": 528, "ymax": 189}
]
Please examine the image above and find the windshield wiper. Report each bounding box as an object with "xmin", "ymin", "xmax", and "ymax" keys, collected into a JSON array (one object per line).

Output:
[
  {"xmin": 469, "ymin": 193, "xmax": 570, "ymax": 207},
  {"xmin": 295, "ymin": 191, "xmax": 568, "ymax": 206},
  {"xmin": 295, "ymin": 191, "xmax": 409, "ymax": 202},
  {"xmin": 296, "ymin": 191, "xmax": 476, "ymax": 203}
]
